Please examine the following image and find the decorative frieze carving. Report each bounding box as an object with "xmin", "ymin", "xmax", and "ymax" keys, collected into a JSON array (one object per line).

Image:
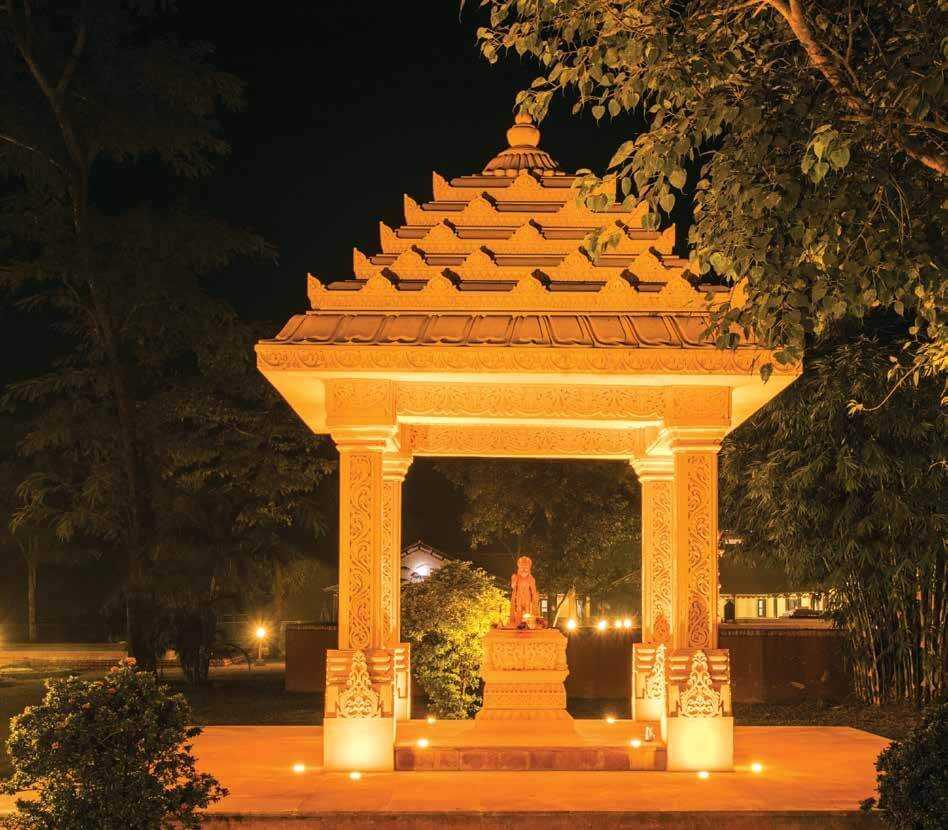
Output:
[
  {"xmin": 325, "ymin": 379, "xmax": 395, "ymax": 427},
  {"xmin": 665, "ymin": 386, "xmax": 731, "ymax": 427},
  {"xmin": 405, "ymin": 424, "xmax": 644, "ymax": 459},
  {"xmin": 258, "ymin": 344, "xmax": 789, "ymax": 377},
  {"xmin": 397, "ymin": 382, "xmax": 665, "ymax": 422}
]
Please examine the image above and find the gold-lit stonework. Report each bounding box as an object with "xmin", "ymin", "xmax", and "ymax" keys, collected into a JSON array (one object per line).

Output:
[{"xmin": 257, "ymin": 114, "xmax": 800, "ymax": 772}]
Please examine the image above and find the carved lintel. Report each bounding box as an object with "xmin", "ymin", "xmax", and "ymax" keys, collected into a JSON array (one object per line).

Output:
[
  {"xmin": 664, "ymin": 387, "xmax": 731, "ymax": 428},
  {"xmin": 325, "ymin": 379, "xmax": 397, "ymax": 430}
]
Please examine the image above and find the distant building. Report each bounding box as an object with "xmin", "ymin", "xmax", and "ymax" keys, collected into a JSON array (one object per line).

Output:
[
  {"xmin": 717, "ymin": 555, "xmax": 824, "ymax": 621},
  {"xmin": 401, "ymin": 540, "xmax": 450, "ymax": 583}
]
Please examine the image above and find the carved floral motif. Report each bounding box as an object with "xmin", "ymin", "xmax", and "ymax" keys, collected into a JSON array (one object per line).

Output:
[
  {"xmin": 343, "ymin": 453, "xmax": 374, "ymax": 650},
  {"xmin": 644, "ymin": 643, "xmax": 667, "ymax": 701},
  {"xmin": 645, "ymin": 478, "xmax": 674, "ymax": 645},
  {"xmin": 337, "ymin": 650, "xmax": 382, "ymax": 719},
  {"xmin": 257, "ymin": 344, "xmax": 789, "ymax": 377},
  {"xmin": 380, "ymin": 480, "xmax": 397, "ymax": 642},
  {"xmin": 685, "ymin": 454, "xmax": 715, "ymax": 649},
  {"xmin": 397, "ymin": 382, "xmax": 664, "ymax": 421},
  {"xmin": 677, "ymin": 650, "xmax": 723, "ymax": 719},
  {"xmin": 406, "ymin": 424, "xmax": 643, "ymax": 459}
]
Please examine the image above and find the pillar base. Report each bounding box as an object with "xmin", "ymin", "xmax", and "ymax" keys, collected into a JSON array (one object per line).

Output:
[
  {"xmin": 323, "ymin": 716, "xmax": 395, "ymax": 771},
  {"xmin": 666, "ymin": 716, "xmax": 734, "ymax": 771}
]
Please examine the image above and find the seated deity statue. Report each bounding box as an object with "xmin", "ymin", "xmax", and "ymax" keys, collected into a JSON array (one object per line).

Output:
[{"xmin": 509, "ymin": 555, "xmax": 541, "ymax": 628}]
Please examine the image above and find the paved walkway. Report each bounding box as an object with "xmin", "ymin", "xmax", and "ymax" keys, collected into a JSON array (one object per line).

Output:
[{"xmin": 0, "ymin": 723, "xmax": 887, "ymax": 825}]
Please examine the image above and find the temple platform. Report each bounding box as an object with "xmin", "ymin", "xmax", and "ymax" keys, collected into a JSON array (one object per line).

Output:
[
  {"xmin": 0, "ymin": 723, "xmax": 887, "ymax": 827},
  {"xmin": 395, "ymin": 718, "xmax": 666, "ymax": 770}
]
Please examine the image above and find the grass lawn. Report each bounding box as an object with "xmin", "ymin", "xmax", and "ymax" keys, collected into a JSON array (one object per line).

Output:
[{"xmin": 733, "ymin": 700, "xmax": 922, "ymax": 741}]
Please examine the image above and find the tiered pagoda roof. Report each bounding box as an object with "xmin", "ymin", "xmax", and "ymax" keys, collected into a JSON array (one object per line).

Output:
[{"xmin": 267, "ymin": 115, "xmax": 742, "ymax": 351}]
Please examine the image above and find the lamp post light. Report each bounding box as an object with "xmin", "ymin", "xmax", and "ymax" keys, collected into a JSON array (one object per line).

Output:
[{"xmin": 254, "ymin": 625, "xmax": 268, "ymax": 664}]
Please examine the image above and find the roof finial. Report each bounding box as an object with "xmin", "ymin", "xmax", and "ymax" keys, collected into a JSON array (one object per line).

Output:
[
  {"xmin": 506, "ymin": 112, "xmax": 541, "ymax": 149},
  {"xmin": 482, "ymin": 111, "xmax": 563, "ymax": 177}
]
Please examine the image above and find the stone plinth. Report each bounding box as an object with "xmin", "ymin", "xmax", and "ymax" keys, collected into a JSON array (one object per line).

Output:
[{"xmin": 476, "ymin": 628, "xmax": 572, "ymax": 724}]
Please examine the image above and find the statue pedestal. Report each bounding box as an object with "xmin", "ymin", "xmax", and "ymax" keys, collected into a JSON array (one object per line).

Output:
[{"xmin": 476, "ymin": 628, "xmax": 572, "ymax": 725}]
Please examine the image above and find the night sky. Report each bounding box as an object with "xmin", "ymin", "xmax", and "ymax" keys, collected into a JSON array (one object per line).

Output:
[{"xmin": 1, "ymin": 1, "xmax": 637, "ymax": 564}]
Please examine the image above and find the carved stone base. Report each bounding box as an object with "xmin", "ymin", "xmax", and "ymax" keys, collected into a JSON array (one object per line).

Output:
[{"xmin": 476, "ymin": 628, "xmax": 572, "ymax": 726}]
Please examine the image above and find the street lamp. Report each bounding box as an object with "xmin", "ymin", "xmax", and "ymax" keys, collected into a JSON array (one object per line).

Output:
[{"xmin": 254, "ymin": 625, "xmax": 268, "ymax": 663}]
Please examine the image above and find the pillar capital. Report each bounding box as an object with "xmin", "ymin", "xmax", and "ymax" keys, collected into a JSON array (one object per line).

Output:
[
  {"xmin": 331, "ymin": 425, "xmax": 400, "ymax": 454},
  {"xmin": 663, "ymin": 426, "xmax": 728, "ymax": 454},
  {"xmin": 382, "ymin": 452, "xmax": 413, "ymax": 482},
  {"xmin": 631, "ymin": 456, "xmax": 674, "ymax": 481}
]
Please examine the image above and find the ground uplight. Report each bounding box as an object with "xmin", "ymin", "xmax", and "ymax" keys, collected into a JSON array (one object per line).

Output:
[
  {"xmin": 697, "ymin": 770, "xmax": 710, "ymax": 780},
  {"xmin": 349, "ymin": 771, "xmax": 362, "ymax": 781},
  {"xmin": 751, "ymin": 762, "xmax": 763, "ymax": 774},
  {"xmin": 292, "ymin": 763, "xmax": 305, "ymax": 774}
]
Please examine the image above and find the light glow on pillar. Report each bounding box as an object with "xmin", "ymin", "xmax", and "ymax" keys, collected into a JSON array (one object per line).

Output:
[
  {"xmin": 751, "ymin": 762, "xmax": 763, "ymax": 774},
  {"xmin": 349, "ymin": 771, "xmax": 362, "ymax": 781},
  {"xmin": 697, "ymin": 770, "xmax": 710, "ymax": 780},
  {"xmin": 416, "ymin": 738, "xmax": 429, "ymax": 748}
]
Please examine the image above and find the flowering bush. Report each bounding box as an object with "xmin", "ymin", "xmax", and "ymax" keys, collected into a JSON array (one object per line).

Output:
[{"xmin": 1, "ymin": 659, "xmax": 226, "ymax": 829}]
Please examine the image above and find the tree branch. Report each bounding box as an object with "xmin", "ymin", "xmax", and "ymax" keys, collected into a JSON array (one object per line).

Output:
[
  {"xmin": 55, "ymin": 0, "xmax": 87, "ymax": 98},
  {"xmin": 776, "ymin": 0, "xmax": 948, "ymax": 176},
  {"xmin": 0, "ymin": 132, "xmax": 66, "ymax": 174}
]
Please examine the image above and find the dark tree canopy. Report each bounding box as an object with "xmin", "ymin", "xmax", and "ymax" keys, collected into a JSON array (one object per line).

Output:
[
  {"xmin": 473, "ymin": 0, "xmax": 946, "ymax": 385},
  {"xmin": 720, "ymin": 331, "xmax": 946, "ymax": 704}
]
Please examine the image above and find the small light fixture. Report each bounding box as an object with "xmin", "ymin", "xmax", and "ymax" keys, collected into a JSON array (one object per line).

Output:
[
  {"xmin": 697, "ymin": 770, "xmax": 710, "ymax": 780},
  {"xmin": 255, "ymin": 626, "xmax": 267, "ymax": 640},
  {"xmin": 605, "ymin": 715, "xmax": 616, "ymax": 724},
  {"xmin": 629, "ymin": 738, "xmax": 642, "ymax": 749},
  {"xmin": 613, "ymin": 619, "xmax": 622, "ymax": 629},
  {"xmin": 292, "ymin": 762, "xmax": 306, "ymax": 774},
  {"xmin": 426, "ymin": 715, "xmax": 437, "ymax": 725},
  {"xmin": 417, "ymin": 738, "xmax": 429, "ymax": 748},
  {"xmin": 349, "ymin": 770, "xmax": 362, "ymax": 781},
  {"xmin": 566, "ymin": 618, "xmax": 577, "ymax": 631},
  {"xmin": 597, "ymin": 619, "xmax": 608, "ymax": 631},
  {"xmin": 622, "ymin": 618, "xmax": 632, "ymax": 629},
  {"xmin": 751, "ymin": 762, "xmax": 763, "ymax": 774}
]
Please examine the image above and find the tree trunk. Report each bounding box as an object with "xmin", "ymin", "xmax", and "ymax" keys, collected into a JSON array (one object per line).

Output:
[
  {"xmin": 273, "ymin": 559, "xmax": 285, "ymax": 654},
  {"xmin": 26, "ymin": 557, "xmax": 37, "ymax": 643}
]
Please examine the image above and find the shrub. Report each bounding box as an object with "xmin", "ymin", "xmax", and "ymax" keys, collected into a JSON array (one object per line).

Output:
[
  {"xmin": 402, "ymin": 560, "xmax": 508, "ymax": 718},
  {"xmin": 1, "ymin": 659, "xmax": 226, "ymax": 829},
  {"xmin": 861, "ymin": 700, "xmax": 948, "ymax": 829}
]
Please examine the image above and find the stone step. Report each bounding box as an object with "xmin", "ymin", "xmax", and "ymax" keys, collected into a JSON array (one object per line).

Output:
[{"xmin": 395, "ymin": 742, "xmax": 666, "ymax": 771}]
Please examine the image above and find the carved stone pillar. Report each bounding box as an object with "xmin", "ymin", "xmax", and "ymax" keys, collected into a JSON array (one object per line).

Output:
[
  {"xmin": 337, "ymin": 443, "xmax": 387, "ymax": 650},
  {"xmin": 668, "ymin": 429, "xmax": 724, "ymax": 650},
  {"xmin": 632, "ymin": 458, "xmax": 675, "ymax": 647}
]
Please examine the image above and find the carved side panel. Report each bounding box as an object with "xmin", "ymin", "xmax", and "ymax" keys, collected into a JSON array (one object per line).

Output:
[
  {"xmin": 642, "ymin": 478, "xmax": 674, "ymax": 646},
  {"xmin": 338, "ymin": 450, "xmax": 383, "ymax": 650},
  {"xmin": 684, "ymin": 454, "xmax": 716, "ymax": 649},
  {"xmin": 380, "ymin": 479, "xmax": 397, "ymax": 644},
  {"xmin": 406, "ymin": 424, "xmax": 642, "ymax": 459}
]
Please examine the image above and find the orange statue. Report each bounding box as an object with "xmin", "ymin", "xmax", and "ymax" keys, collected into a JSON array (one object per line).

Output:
[{"xmin": 509, "ymin": 556, "xmax": 540, "ymax": 628}]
